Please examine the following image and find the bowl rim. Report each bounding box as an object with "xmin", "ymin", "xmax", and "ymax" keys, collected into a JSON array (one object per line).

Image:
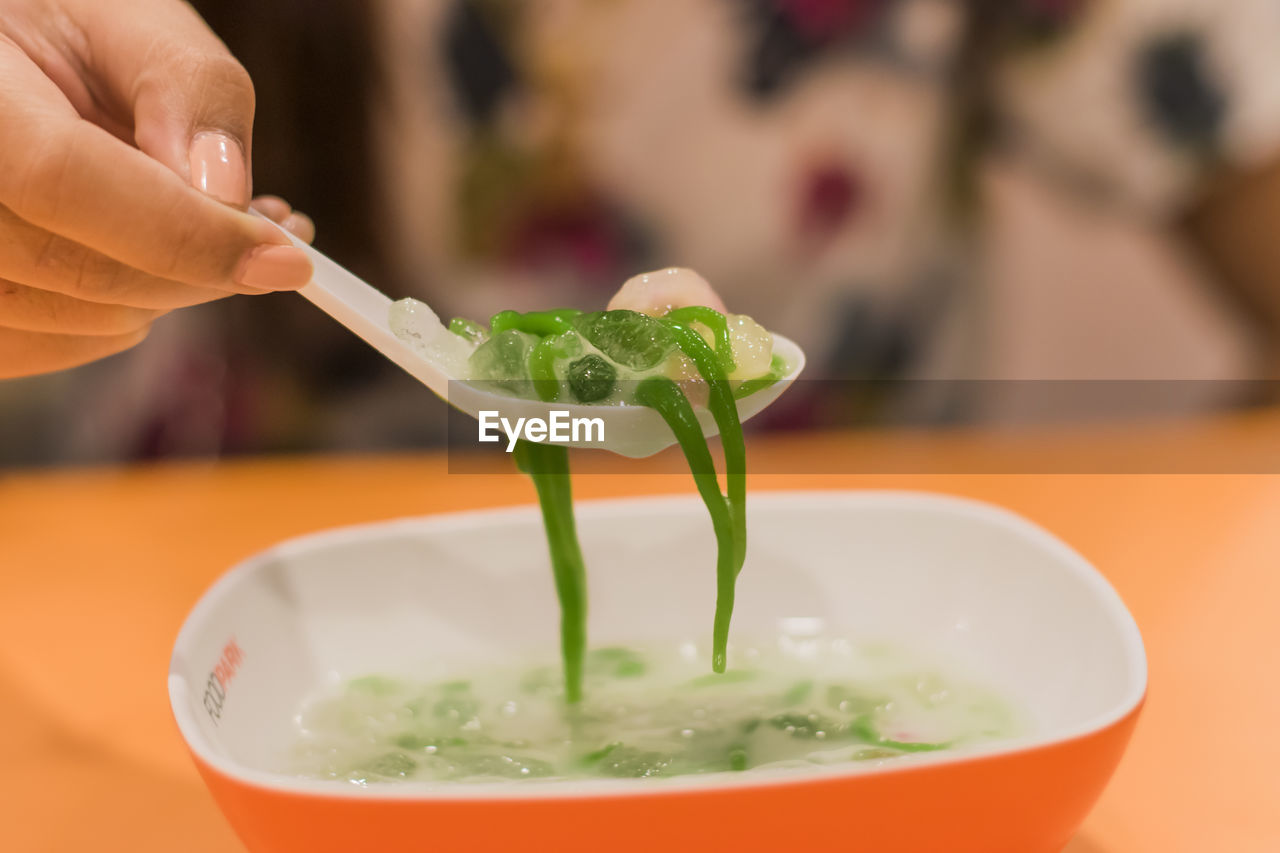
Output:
[{"xmin": 169, "ymin": 489, "xmax": 1148, "ymax": 800}]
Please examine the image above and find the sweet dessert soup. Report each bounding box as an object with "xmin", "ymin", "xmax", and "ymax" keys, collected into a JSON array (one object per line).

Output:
[
  {"xmin": 174, "ymin": 493, "xmax": 1143, "ymax": 794},
  {"xmin": 290, "ymin": 638, "xmax": 1020, "ymax": 786}
]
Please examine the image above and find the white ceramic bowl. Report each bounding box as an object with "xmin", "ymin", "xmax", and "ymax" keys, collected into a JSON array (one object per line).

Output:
[{"xmin": 170, "ymin": 491, "xmax": 1146, "ymax": 853}]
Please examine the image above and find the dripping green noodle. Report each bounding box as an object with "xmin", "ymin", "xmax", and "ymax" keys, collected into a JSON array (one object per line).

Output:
[
  {"xmin": 494, "ymin": 306, "xmax": 756, "ymax": 701},
  {"xmin": 636, "ymin": 319, "xmax": 746, "ymax": 673},
  {"xmin": 513, "ymin": 440, "xmax": 587, "ymax": 704}
]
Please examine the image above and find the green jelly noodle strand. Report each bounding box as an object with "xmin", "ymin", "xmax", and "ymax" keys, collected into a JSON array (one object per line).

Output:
[
  {"xmin": 850, "ymin": 716, "xmax": 950, "ymax": 753},
  {"xmin": 663, "ymin": 306, "xmax": 736, "ymax": 374},
  {"xmin": 514, "ymin": 440, "xmax": 588, "ymax": 704},
  {"xmin": 663, "ymin": 321, "xmax": 747, "ymax": 572},
  {"xmin": 490, "ymin": 308, "xmax": 582, "ymax": 337},
  {"xmin": 634, "ymin": 377, "xmax": 739, "ymax": 673},
  {"xmin": 448, "ymin": 317, "xmax": 488, "ymax": 342},
  {"xmin": 635, "ymin": 317, "xmax": 747, "ymax": 675},
  {"xmin": 505, "ymin": 305, "xmax": 752, "ymax": 699}
]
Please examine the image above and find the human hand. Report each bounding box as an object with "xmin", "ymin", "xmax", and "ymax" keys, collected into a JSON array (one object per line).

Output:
[{"xmin": 0, "ymin": 0, "xmax": 316, "ymax": 378}]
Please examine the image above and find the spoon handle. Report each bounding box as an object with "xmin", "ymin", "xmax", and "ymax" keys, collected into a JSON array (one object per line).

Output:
[{"xmin": 253, "ymin": 211, "xmax": 451, "ymax": 397}]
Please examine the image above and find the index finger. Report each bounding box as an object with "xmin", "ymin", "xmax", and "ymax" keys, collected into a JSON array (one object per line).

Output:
[{"xmin": 0, "ymin": 44, "xmax": 309, "ymax": 292}]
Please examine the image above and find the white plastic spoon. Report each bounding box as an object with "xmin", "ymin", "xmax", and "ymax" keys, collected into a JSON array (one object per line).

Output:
[{"xmin": 264, "ymin": 217, "xmax": 806, "ymax": 458}]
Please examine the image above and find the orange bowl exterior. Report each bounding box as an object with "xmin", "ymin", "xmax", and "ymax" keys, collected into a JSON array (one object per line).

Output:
[{"xmin": 194, "ymin": 698, "xmax": 1142, "ymax": 853}]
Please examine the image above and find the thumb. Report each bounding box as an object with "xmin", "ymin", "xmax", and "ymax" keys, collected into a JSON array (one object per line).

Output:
[{"xmin": 66, "ymin": 0, "xmax": 255, "ymax": 208}]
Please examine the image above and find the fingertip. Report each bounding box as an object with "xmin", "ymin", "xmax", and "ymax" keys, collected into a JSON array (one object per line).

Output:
[
  {"xmin": 126, "ymin": 322, "xmax": 153, "ymax": 348},
  {"xmin": 251, "ymin": 195, "xmax": 292, "ymax": 223},
  {"xmin": 245, "ymin": 213, "xmax": 300, "ymax": 250},
  {"xmin": 234, "ymin": 244, "xmax": 313, "ymax": 291},
  {"xmin": 283, "ymin": 212, "xmax": 316, "ymax": 244}
]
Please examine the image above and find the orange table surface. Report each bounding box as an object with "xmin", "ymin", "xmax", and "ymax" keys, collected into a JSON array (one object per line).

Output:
[{"xmin": 2, "ymin": 414, "xmax": 1280, "ymax": 853}]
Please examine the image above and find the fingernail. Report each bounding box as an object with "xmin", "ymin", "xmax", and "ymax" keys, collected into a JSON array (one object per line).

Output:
[
  {"xmin": 189, "ymin": 131, "xmax": 248, "ymax": 207},
  {"xmin": 235, "ymin": 245, "xmax": 313, "ymax": 290}
]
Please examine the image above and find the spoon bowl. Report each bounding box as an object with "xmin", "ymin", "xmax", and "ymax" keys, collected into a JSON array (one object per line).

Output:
[
  {"xmin": 446, "ymin": 334, "xmax": 804, "ymax": 457},
  {"xmin": 272, "ymin": 218, "xmax": 806, "ymax": 457}
]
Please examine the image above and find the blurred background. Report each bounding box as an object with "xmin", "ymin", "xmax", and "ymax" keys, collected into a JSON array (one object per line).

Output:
[{"xmin": 3, "ymin": 0, "xmax": 1280, "ymax": 467}]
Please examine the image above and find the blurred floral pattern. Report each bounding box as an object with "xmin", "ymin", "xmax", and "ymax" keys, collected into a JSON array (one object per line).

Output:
[{"xmin": 4, "ymin": 0, "xmax": 1280, "ymax": 465}]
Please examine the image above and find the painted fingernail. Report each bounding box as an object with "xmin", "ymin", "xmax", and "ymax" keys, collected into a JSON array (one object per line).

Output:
[
  {"xmin": 189, "ymin": 131, "xmax": 249, "ymax": 207},
  {"xmin": 235, "ymin": 245, "xmax": 313, "ymax": 290}
]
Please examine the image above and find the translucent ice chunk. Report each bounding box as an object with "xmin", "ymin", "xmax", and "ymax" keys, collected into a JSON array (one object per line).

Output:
[
  {"xmin": 726, "ymin": 314, "xmax": 774, "ymax": 381},
  {"xmin": 468, "ymin": 329, "xmax": 540, "ymax": 396},
  {"xmin": 389, "ymin": 298, "xmax": 477, "ymax": 378},
  {"xmin": 571, "ymin": 310, "xmax": 675, "ymax": 371}
]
